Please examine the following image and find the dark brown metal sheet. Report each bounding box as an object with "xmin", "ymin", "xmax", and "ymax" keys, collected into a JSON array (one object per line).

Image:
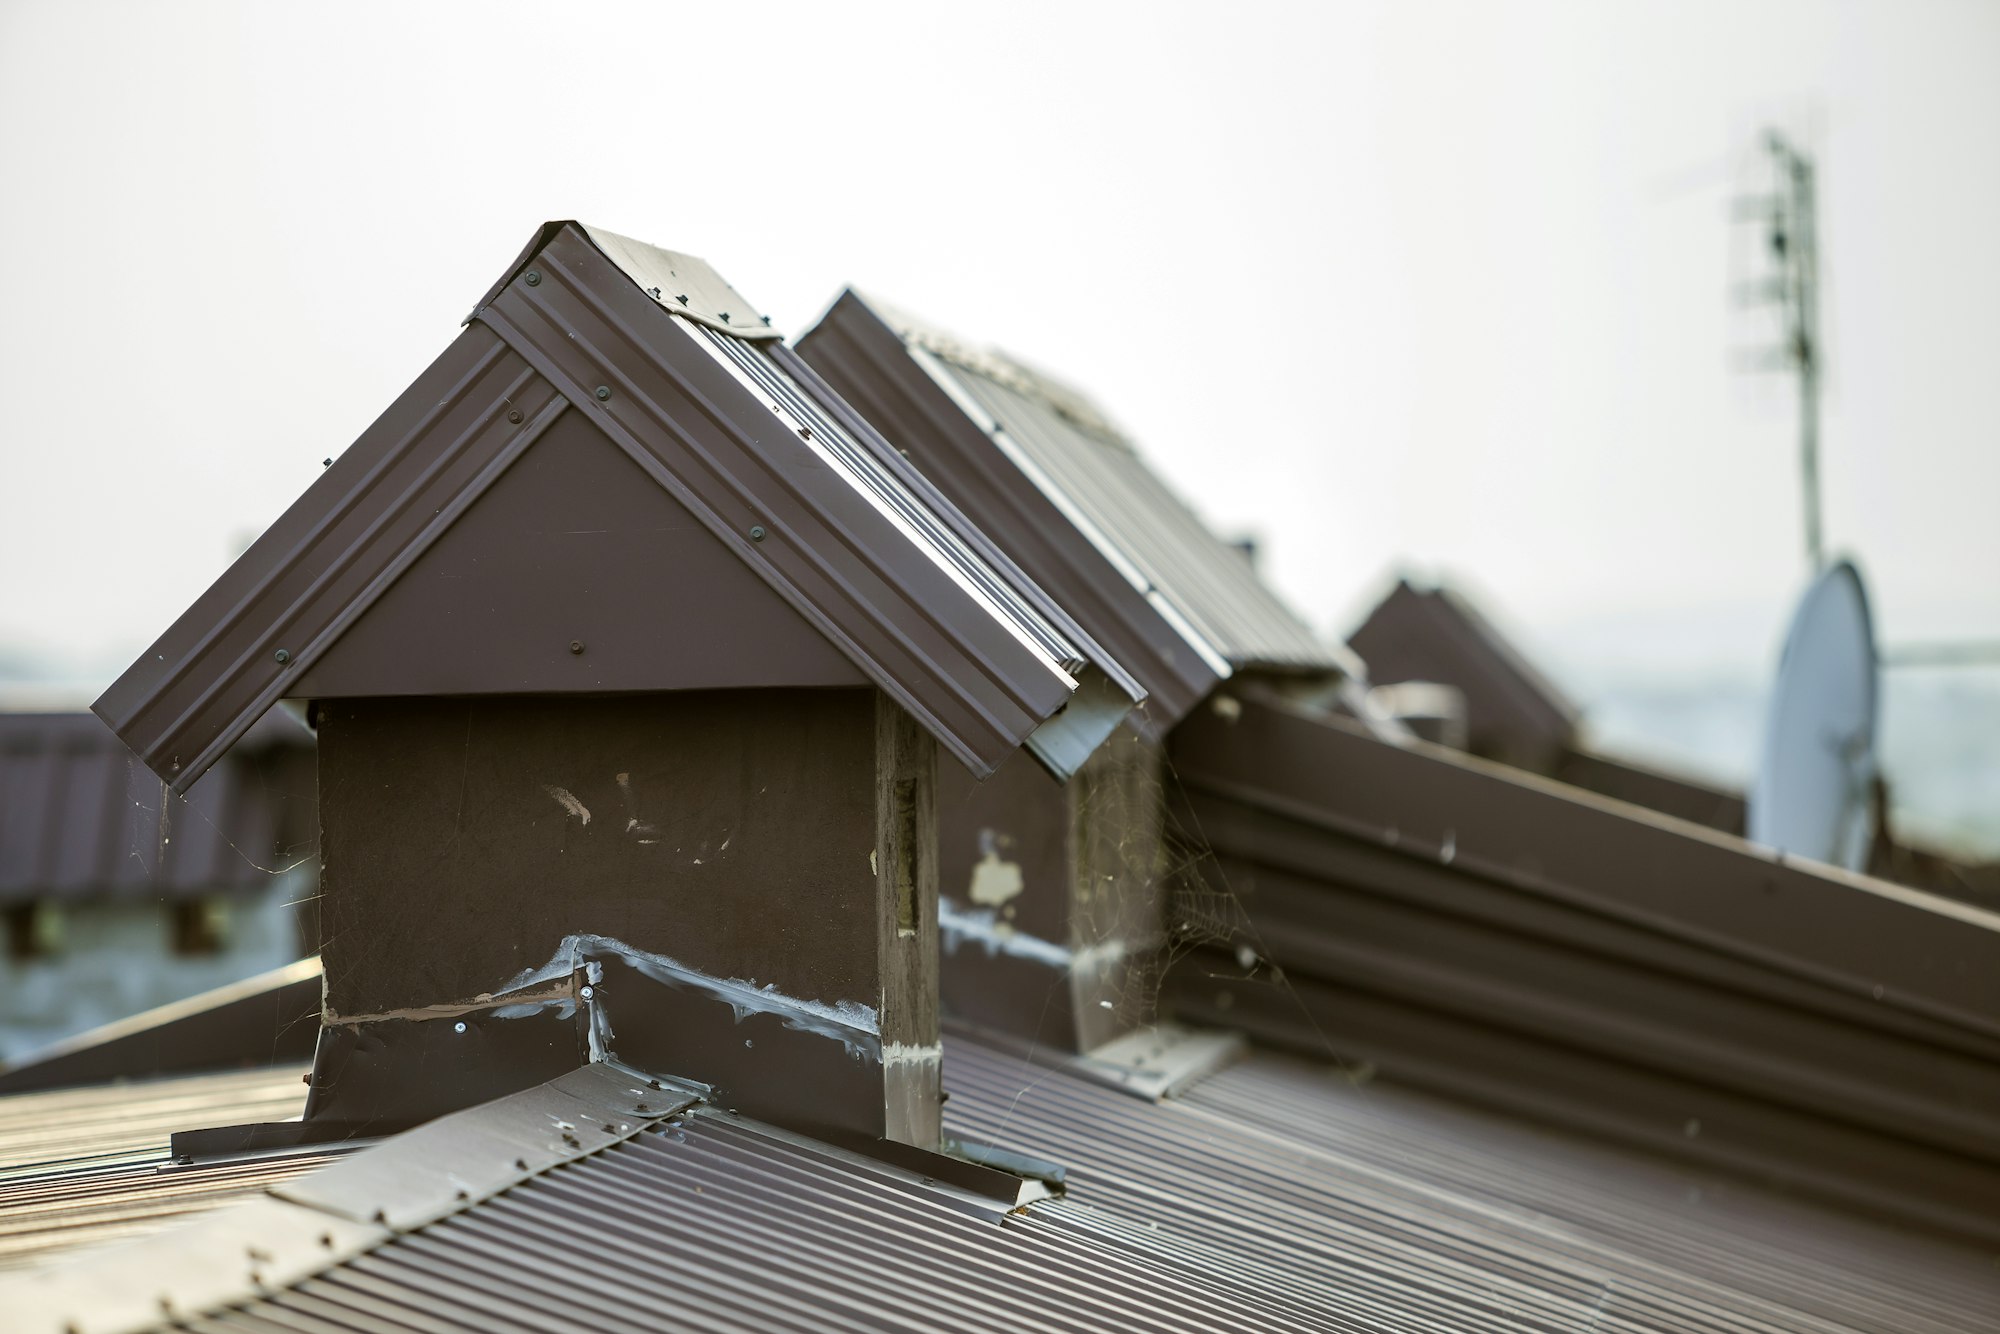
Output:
[
  {"xmin": 799, "ymin": 291, "xmax": 1222, "ymax": 733},
  {"xmin": 1163, "ymin": 686, "xmax": 2000, "ymax": 1243},
  {"xmin": 296, "ymin": 406, "xmax": 869, "ymax": 697},
  {"xmin": 884, "ymin": 304, "xmax": 1351, "ymax": 678},
  {"xmin": 94, "ymin": 324, "xmax": 564, "ymax": 792}
]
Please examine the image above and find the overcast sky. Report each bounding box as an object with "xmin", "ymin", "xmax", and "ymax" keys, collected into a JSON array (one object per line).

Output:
[{"xmin": 3, "ymin": 0, "xmax": 1996, "ymax": 693}]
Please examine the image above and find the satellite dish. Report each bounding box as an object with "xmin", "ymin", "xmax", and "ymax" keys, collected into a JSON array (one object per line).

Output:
[{"xmin": 1748, "ymin": 560, "xmax": 1878, "ymax": 871}]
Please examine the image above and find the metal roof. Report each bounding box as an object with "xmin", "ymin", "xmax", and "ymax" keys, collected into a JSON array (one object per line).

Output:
[
  {"xmin": 800, "ymin": 292, "xmax": 1355, "ymax": 700},
  {"xmin": 0, "ymin": 709, "xmax": 315, "ymax": 905},
  {"xmin": 0, "ymin": 1064, "xmax": 319, "ymax": 1271},
  {"xmin": 94, "ymin": 223, "xmax": 1139, "ymax": 789},
  {"xmin": 7, "ymin": 1034, "xmax": 1996, "ymax": 1332},
  {"xmin": 1164, "ymin": 684, "xmax": 2000, "ymax": 1246}
]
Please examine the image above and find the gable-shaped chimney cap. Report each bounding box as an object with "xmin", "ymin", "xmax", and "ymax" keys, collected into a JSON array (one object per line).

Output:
[
  {"xmin": 471, "ymin": 220, "xmax": 781, "ymax": 342},
  {"xmin": 97, "ymin": 221, "xmax": 1142, "ymax": 793}
]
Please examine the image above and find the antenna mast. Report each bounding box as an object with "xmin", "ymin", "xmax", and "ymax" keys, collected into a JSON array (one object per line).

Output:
[{"xmin": 1735, "ymin": 130, "xmax": 1824, "ymax": 571}]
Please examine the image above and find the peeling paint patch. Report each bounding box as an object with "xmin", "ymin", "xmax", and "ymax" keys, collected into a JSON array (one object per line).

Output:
[{"xmin": 541, "ymin": 785, "xmax": 591, "ymax": 826}]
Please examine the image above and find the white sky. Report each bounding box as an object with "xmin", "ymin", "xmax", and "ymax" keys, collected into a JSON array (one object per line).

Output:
[{"xmin": 2, "ymin": 0, "xmax": 1996, "ymax": 689}]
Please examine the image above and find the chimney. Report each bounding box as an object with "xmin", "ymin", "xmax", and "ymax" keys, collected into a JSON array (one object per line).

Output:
[{"xmin": 93, "ymin": 223, "xmax": 1135, "ymax": 1151}]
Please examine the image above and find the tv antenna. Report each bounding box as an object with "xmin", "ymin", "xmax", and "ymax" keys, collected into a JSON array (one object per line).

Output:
[{"xmin": 1733, "ymin": 130, "xmax": 1823, "ymax": 572}]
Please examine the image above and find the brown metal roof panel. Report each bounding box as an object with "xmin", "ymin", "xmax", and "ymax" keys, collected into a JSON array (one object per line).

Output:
[
  {"xmin": 878, "ymin": 307, "xmax": 1354, "ymax": 677},
  {"xmin": 798, "ymin": 291, "xmax": 1214, "ymax": 734},
  {"xmin": 93, "ymin": 321, "xmax": 551, "ymax": 792}
]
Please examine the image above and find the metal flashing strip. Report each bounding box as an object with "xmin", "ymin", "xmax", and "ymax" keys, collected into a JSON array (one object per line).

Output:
[{"xmin": 0, "ymin": 1063, "xmax": 694, "ymax": 1334}]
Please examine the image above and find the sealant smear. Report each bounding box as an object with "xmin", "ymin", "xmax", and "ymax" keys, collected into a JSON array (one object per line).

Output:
[
  {"xmin": 498, "ymin": 932, "xmax": 881, "ymax": 1060},
  {"xmin": 938, "ymin": 898, "xmax": 1134, "ymax": 978}
]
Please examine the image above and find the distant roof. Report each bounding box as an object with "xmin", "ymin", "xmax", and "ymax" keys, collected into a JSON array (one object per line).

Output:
[
  {"xmin": 93, "ymin": 224, "xmax": 1141, "ymax": 788},
  {"xmin": 0, "ymin": 710, "xmax": 314, "ymax": 905},
  {"xmin": 801, "ymin": 291, "xmax": 1355, "ymax": 716},
  {"xmin": 1348, "ymin": 577, "xmax": 1580, "ymax": 762},
  {"xmin": 4, "ymin": 1033, "xmax": 1995, "ymax": 1332}
]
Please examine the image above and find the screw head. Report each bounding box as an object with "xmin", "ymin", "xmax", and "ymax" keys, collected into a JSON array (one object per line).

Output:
[
  {"xmin": 569, "ymin": 640, "xmax": 584, "ymax": 655},
  {"xmin": 524, "ymin": 270, "xmax": 541, "ymax": 286},
  {"xmin": 506, "ymin": 409, "xmax": 523, "ymax": 424},
  {"xmin": 453, "ymin": 1021, "xmax": 467, "ymax": 1034},
  {"xmin": 322, "ymin": 458, "xmax": 332, "ymax": 467},
  {"xmin": 748, "ymin": 525, "xmax": 767, "ymax": 543},
  {"xmin": 273, "ymin": 648, "xmax": 291, "ymax": 665},
  {"xmin": 595, "ymin": 385, "xmax": 612, "ymax": 401},
  {"xmin": 579, "ymin": 985, "xmax": 595, "ymax": 1000}
]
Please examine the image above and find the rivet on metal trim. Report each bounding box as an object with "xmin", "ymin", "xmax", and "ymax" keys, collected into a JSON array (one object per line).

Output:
[
  {"xmin": 506, "ymin": 409, "xmax": 523, "ymax": 424},
  {"xmin": 748, "ymin": 525, "xmax": 767, "ymax": 543},
  {"xmin": 595, "ymin": 385, "xmax": 612, "ymax": 401},
  {"xmin": 273, "ymin": 649, "xmax": 291, "ymax": 665},
  {"xmin": 569, "ymin": 640, "xmax": 585, "ymax": 655},
  {"xmin": 524, "ymin": 270, "xmax": 541, "ymax": 286}
]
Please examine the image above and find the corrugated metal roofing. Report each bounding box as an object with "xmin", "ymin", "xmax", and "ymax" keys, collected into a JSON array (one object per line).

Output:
[
  {"xmin": 69, "ymin": 1034, "xmax": 1989, "ymax": 1333},
  {"xmin": 0, "ymin": 711, "xmax": 314, "ymax": 904},
  {"xmin": 867, "ymin": 300, "xmax": 1355, "ymax": 678},
  {"xmin": 0, "ymin": 1065, "xmax": 307, "ymax": 1179},
  {"xmin": 0, "ymin": 1064, "xmax": 322, "ymax": 1270},
  {"xmin": 94, "ymin": 222, "xmax": 1133, "ymax": 790}
]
